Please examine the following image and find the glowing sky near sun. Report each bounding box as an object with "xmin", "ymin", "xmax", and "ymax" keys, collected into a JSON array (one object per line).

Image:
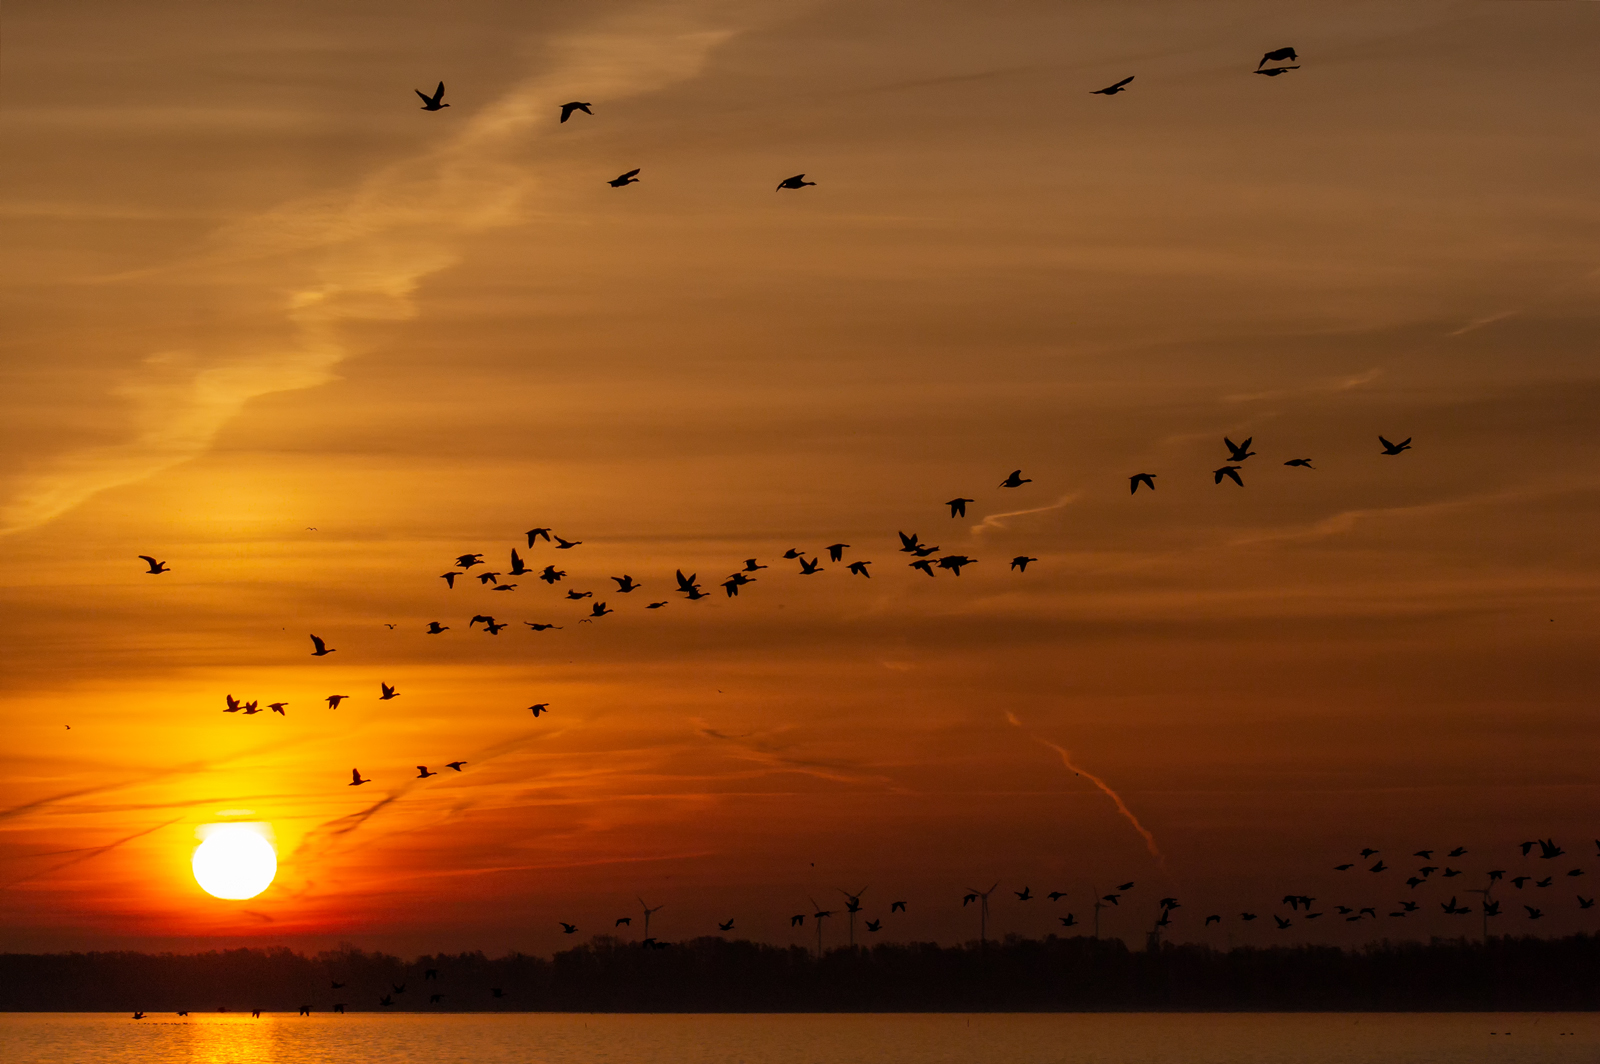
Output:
[{"xmin": 2, "ymin": 0, "xmax": 1599, "ymax": 957}]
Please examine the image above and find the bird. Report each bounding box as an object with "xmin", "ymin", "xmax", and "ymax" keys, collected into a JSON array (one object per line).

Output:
[
  {"xmin": 525, "ymin": 622, "xmax": 562, "ymax": 631},
  {"xmin": 776, "ymin": 174, "xmax": 815, "ymax": 191},
  {"xmin": 268, "ymin": 702, "xmax": 287, "ymax": 716},
  {"xmin": 380, "ymin": 682, "xmax": 399, "ymax": 700},
  {"xmin": 428, "ymin": 994, "xmax": 443, "ymax": 1004},
  {"xmin": 1011, "ymin": 556, "xmax": 1037, "ymax": 572},
  {"xmin": 1284, "ymin": 459, "xmax": 1314, "ymax": 468},
  {"xmin": 1101, "ymin": 894, "xmax": 1120, "ymax": 906},
  {"xmin": 616, "ymin": 917, "xmax": 631, "ymax": 926},
  {"xmin": 1240, "ymin": 913, "xmax": 1257, "ymax": 921},
  {"xmin": 456, "ymin": 554, "xmax": 484, "ymax": 568},
  {"xmin": 1538, "ymin": 838, "xmax": 1565, "ymax": 860},
  {"xmin": 608, "ymin": 169, "xmax": 640, "ymax": 188},
  {"xmin": 1581, "ymin": 896, "xmax": 1596, "ymax": 909},
  {"xmin": 1537, "ymin": 877, "xmax": 1553, "ymax": 888},
  {"xmin": 508, "ymin": 550, "xmax": 529, "ymax": 576},
  {"xmin": 1258, "ymin": 46, "xmax": 1298, "ymax": 68},
  {"xmin": 1443, "ymin": 868, "xmax": 1463, "ymax": 878},
  {"xmin": 560, "ymin": 922, "xmax": 578, "ymax": 934},
  {"xmin": 492, "ymin": 582, "xmax": 517, "ymax": 591},
  {"xmin": 1117, "ymin": 882, "xmax": 1135, "ymax": 891},
  {"xmin": 526, "ymin": 528, "xmax": 552, "ymax": 546},
  {"xmin": 718, "ymin": 919, "xmax": 735, "ymax": 931},
  {"xmin": 440, "ymin": 572, "xmax": 458, "ymax": 588},
  {"xmin": 565, "ymin": 590, "xmax": 593, "ymax": 600},
  {"xmin": 1129, "ymin": 474, "xmax": 1156, "ymax": 494},
  {"xmin": 865, "ymin": 919, "xmax": 881, "ymax": 932},
  {"xmin": 242, "ymin": 701, "xmax": 262, "ymax": 715},
  {"xmin": 349, "ymin": 769, "xmax": 369, "ymax": 786},
  {"xmin": 1059, "ymin": 914, "xmax": 1077, "ymax": 927},
  {"xmin": 445, "ymin": 761, "xmax": 467, "ymax": 771},
  {"xmin": 1015, "ymin": 887, "xmax": 1032, "ymax": 901},
  {"xmin": 791, "ymin": 915, "xmax": 805, "ymax": 927},
  {"xmin": 1379, "ymin": 435, "xmax": 1412, "ymax": 455},
  {"xmin": 416, "ymin": 766, "xmax": 436, "ymax": 779},
  {"xmin": 1047, "ymin": 891, "xmax": 1067, "ymax": 902},
  {"xmin": 742, "ymin": 559, "xmax": 767, "ymax": 572},
  {"xmin": 1414, "ymin": 850, "xmax": 1434, "ymax": 859},
  {"xmin": 937, "ymin": 555, "xmax": 975, "ymax": 575},
  {"xmin": 1224, "ymin": 437, "xmax": 1255, "ymax": 462},
  {"xmin": 309, "ymin": 634, "xmax": 335, "ymax": 656},
  {"xmin": 848, "ymin": 561, "xmax": 871, "ymax": 577},
  {"xmin": 1334, "ymin": 864, "xmax": 1353, "ymax": 871},
  {"xmin": 1370, "ymin": 860, "xmax": 1387, "ymax": 872},
  {"xmin": 798, "ymin": 557, "xmax": 823, "ymax": 575},
  {"xmin": 482, "ymin": 620, "xmax": 508, "ymax": 634},
  {"xmin": 138, "ymin": 555, "xmax": 170, "ymax": 574},
  {"xmin": 427, "ymin": 622, "xmax": 448, "ymax": 634},
  {"xmin": 646, "ymin": 602, "xmax": 668, "ymax": 609},
  {"xmin": 897, "ymin": 531, "xmax": 922, "ymax": 553},
  {"xmin": 1214, "ymin": 466, "xmax": 1244, "ymax": 487},
  {"xmin": 1419, "ymin": 866, "xmax": 1437, "ymax": 877},
  {"xmin": 947, "ymin": 498, "xmax": 975, "ymax": 517},
  {"xmin": 782, "ymin": 548, "xmax": 806, "ymax": 559},
  {"xmin": 1570, "ymin": 869, "xmax": 1586, "ymax": 878},
  {"xmin": 911, "ymin": 559, "xmax": 936, "ymax": 576},
  {"xmin": 529, "ymin": 703, "xmax": 550, "ymax": 717},
  {"xmin": 384, "ymin": 623, "xmax": 397, "ymax": 628},
  {"xmin": 476, "ymin": 571, "xmax": 502, "ymax": 585},
  {"xmin": 911, "ymin": 543, "xmax": 940, "ymax": 557},
  {"xmin": 1448, "ymin": 847, "xmax": 1467, "ymax": 857},
  {"xmin": 1526, "ymin": 906, "xmax": 1544, "ymax": 919},
  {"xmin": 826, "ymin": 543, "xmax": 849, "ymax": 562},
  {"xmin": 559, "ymin": 101, "xmax": 592, "ymax": 123},
  {"xmin": 326, "ymin": 695, "xmax": 348, "ymax": 709},
  {"xmin": 540, "ymin": 566, "xmax": 566, "ymax": 584},
  {"xmin": 1092, "ymin": 76, "xmax": 1134, "ymax": 95},
  {"xmin": 999, "ymin": 469, "xmax": 1032, "ymax": 488},
  {"xmin": 331, "ymin": 981, "xmax": 345, "ymax": 990},
  {"xmin": 721, "ymin": 578, "xmax": 742, "ymax": 598},
  {"xmin": 612, "ymin": 575, "xmax": 640, "ymax": 593},
  {"xmin": 469, "ymin": 615, "xmax": 494, "ymax": 628},
  {"xmin": 1360, "ymin": 848, "xmax": 1379, "ymax": 858},
  {"xmin": 890, "ymin": 901, "xmax": 906, "ymax": 912},
  {"xmin": 554, "ymin": 536, "xmax": 582, "ymax": 549},
  {"xmin": 676, "ymin": 570, "xmax": 700, "ymax": 594},
  {"xmin": 224, "ymin": 694, "xmax": 242, "ymax": 713},
  {"xmin": 1254, "ymin": 66, "xmax": 1299, "ymax": 76},
  {"xmin": 1274, "ymin": 915, "xmax": 1291, "ymax": 929},
  {"xmin": 416, "ymin": 82, "xmax": 448, "ymax": 110},
  {"xmin": 590, "ymin": 602, "xmax": 612, "ymax": 618},
  {"xmin": 1205, "ymin": 915, "xmax": 1221, "ymax": 926},
  {"xmin": 683, "ymin": 586, "xmax": 709, "ymax": 600}
]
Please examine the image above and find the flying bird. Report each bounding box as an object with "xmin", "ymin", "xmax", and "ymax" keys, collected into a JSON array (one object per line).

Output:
[
  {"xmin": 1274, "ymin": 915, "xmax": 1291, "ymax": 929},
  {"xmin": 848, "ymin": 561, "xmax": 871, "ymax": 577},
  {"xmin": 476, "ymin": 571, "xmax": 501, "ymax": 585},
  {"xmin": 1284, "ymin": 459, "xmax": 1314, "ymax": 468},
  {"xmin": 718, "ymin": 919, "xmax": 735, "ymax": 931},
  {"xmin": 782, "ymin": 548, "xmax": 806, "ymax": 559},
  {"xmin": 349, "ymin": 769, "xmax": 369, "ymax": 786},
  {"xmin": 590, "ymin": 602, "xmax": 612, "ymax": 618},
  {"xmin": 891, "ymin": 901, "xmax": 906, "ymax": 912},
  {"xmin": 326, "ymin": 695, "xmax": 348, "ymax": 709},
  {"xmin": 947, "ymin": 498, "xmax": 975, "ymax": 517},
  {"xmin": 526, "ymin": 528, "xmax": 552, "ymax": 545},
  {"xmin": 826, "ymin": 543, "xmax": 849, "ymax": 562},
  {"xmin": 742, "ymin": 559, "xmax": 767, "ymax": 572},
  {"xmin": 540, "ymin": 566, "xmax": 565, "ymax": 584},
  {"xmin": 791, "ymin": 915, "xmax": 805, "ymax": 927},
  {"xmin": 1448, "ymin": 847, "xmax": 1467, "ymax": 857},
  {"xmin": 608, "ymin": 169, "xmax": 641, "ymax": 188},
  {"xmin": 898, "ymin": 531, "xmax": 922, "ymax": 553},
  {"xmin": 1224, "ymin": 437, "xmax": 1255, "ymax": 462},
  {"xmin": 482, "ymin": 619, "xmax": 508, "ymax": 634},
  {"xmin": 138, "ymin": 555, "xmax": 170, "ymax": 574},
  {"xmin": 554, "ymin": 536, "xmax": 582, "ymax": 549},
  {"xmin": 999, "ymin": 469, "xmax": 1032, "ymax": 488},
  {"xmin": 776, "ymin": 174, "xmax": 815, "ymax": 190},
  {"xmin": 416, "ymin": 82, "xmax": 448, "ymax": 110},
  {"xmin": 529, "ymin": 704, "xmax": 549, "ymax": 716},
  {"xmin": 440, "ymin": 572, "xmax": 458, "ymax": 588},
  {"xmin": 910, "ymin": 559, "xmax": 936, "ymax": 576},
  {"xmin": 508, "ymin": 550, "xmax": 528, "ymax": 576},
  {"xmin": 1214, "ymin": 466, "xmax": 1244, "ymax": 487},
  {"xmin": 1059, "ymin": 914, "xmax": 1078, "ymax": 927},
  {"xmin": 268, "ymin": 702, "xmax": 287, "ymax": 716},
  {"xmin": 721, "ymin": 579, "xmax": 742, "ymax": 598},
  {"xmin": 309, "ymin": 634, "xmax": 335, "ymax": 656},
  {"xmin": 1370, "ymin": 860, "xmax": 1387, "ymax": 872},
  {"xmin": 559, "ymin": 101, "xmax": 592, "ymax": 122},
  {"xmin": 445, "ymin": 761, "xmax": 467, "ymax": 771},
  {"xmin": 798, "ymin": 557, "xmax": 823, "ymax": 575},
  {"xmin": 937, "ymin": 554, "xmax": 975, "ymax": 575},
  {"xmin": 565, "ymin": 590, "xmax": 593, "ymax": 600},
  {"xmin": 1092, "ymin": 76, "xmax": 1134, "ymax": 95},
  {"xmin": 1117, "ymin": 882, "xmax": 1135, "ymax": 891},
  {"xmin": 1258, "ymin": 46, "xmax": 1298, "ymax": 68},
  {"xmin": 1129, "ymin": 474, "xmax": 1156, "ymax": 494},
  {"xmin": 646, "ymin": 602, "xmax": 667, "ymax": 609},
  {"xmin": 676, "ymin": 570, "xmax": 700, "ymax": 594},
  {"xmin": 1011, "ymin": 556, "xmax": 1037, "ymax": 572},
  {"xmin": 865, "ymin": 919, "xmax": 881, "ymax": 932},
  {"xmin": 456, "ymin": 554, "xmax": 484, "ymax": 568},
  {"xmin": 1334, "ymin": 864, "xmax": 1353, "ymax": 871},
  {"xmin": 1379, "ymin": 435, "xmax": 1412, "ymax": 455},
  {"xmin": 560, "ymin": 922, "xmax": 577, "ymax": 934},
  {"xmin": 427, "ymin": 621, "xmax": 449, "ymax": 634},
  {"xmin": 525, "ymin": 622, "xmax": 562, "ymax": 631},
  {"xmin": 380, "ymin": 682, "xmax": 399, "ymax": 700},
  {"xmin": 416, "ymin": 766, "xmax": 437, "ymax": 779},
  {"xmin": 612, "ymin": 575, "xmax": 640, "ymax": 593},
  {"xmin": 1360, "ymin": 848, "xmax": 1379, "ymax": 858}
]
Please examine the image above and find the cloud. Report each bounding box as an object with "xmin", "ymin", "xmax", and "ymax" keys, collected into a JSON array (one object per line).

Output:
[
  {"xmin": 0, "ymin": 3, "xmax": 741, "ymax": 534},
  {"xmin": 973, "ymin": 493, "xmax": 1078, "ymax": 534}
]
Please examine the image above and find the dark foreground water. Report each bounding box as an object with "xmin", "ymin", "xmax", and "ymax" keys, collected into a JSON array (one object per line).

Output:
[{"xmin": 5, "ymin": 1012, "xmax": 1596, "ymax": 1064}]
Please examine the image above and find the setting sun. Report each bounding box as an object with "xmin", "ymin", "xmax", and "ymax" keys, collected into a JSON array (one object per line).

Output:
[{"xmin": 192, "ymin": 824, "xmax": 277, "ymax": 901}]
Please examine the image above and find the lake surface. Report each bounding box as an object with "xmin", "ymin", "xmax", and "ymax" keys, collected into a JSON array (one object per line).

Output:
[{"xmin": 4, "ymin": 1012, "xmax": 1596, "ymax": 1064}]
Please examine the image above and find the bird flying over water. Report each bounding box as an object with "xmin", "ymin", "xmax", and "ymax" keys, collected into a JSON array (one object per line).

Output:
[
  {"xmin": 608, "ymin": 169, "xmax": 640, "ymax": 187},
  {"xmin": 1214, "ymin": 466, "xmax": 1244, "ymax": 487},
  {"xmin": 310, "ymin": 634, "xmax": 335, "ymax": 656},
  {"xmin": 999, "ymin": 469, "xmax": 1032, "ymax": 488},
  {"xmin": 1129, "ymin": 474, "xmax": 1156, "ymax": 494},
  {"xmin": 559, "ymin": 102, "xmax": 592, "ymax": 122},
  {"xmin": 1258, "ymin": 46, "xmax": 1298, "ymax": 68},
  {"xmin": 1379, "ymin": 435, "xmax": 1412, "ymax": 455},
  {"xmin": 1092, "ymin": 76, "xmax": 1134, "ymax": 95},
  {"xmin": 350, "ymin": 769, "xmax": 369, "ymax": 786},
  {"xmin": 138, "ymin": 555, "xmax": 169, "ymax": 574},
  {"xmin": 947, "ymin": 498, "xmax": 974, "ymax": 517},
  {"xmin": 776, "ymin": 174, "xmax": 815, "ymax": 190},
  {"xmin": 416, "ymin": 82, "xmax": 448, "ymax": 110}
]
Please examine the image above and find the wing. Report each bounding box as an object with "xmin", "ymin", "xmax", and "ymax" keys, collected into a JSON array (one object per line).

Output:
[
  {"xmin": 138, "ymin": 555, "xmax": 158, "ymax": 566},
  {"xmin": 416, "ymin": 89, "xmax": 431, "ymax": 103},
  {"xmin": 1113, "ymin": 76, "xmax": 1134, "ymax": 88},
  {"xmin": 621, "ymin": 168, "xmax": 641, "ymax": 179},
  {"xmin": 433, "ymin": 82, "xmax": 445, "ymax": 101},
  {"xmin": 310, "ymin": 634, "xmax": 325, "ymax": 652}
]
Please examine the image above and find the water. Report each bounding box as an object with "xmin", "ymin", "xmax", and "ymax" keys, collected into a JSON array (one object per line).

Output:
[{"xmin": 3, "ymin": 1012, "xmax": 1595, "ymax": 1064}]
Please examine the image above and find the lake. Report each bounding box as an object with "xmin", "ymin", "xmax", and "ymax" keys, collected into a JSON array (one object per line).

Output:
[{"xmin": 4, "ymin": 1012, "xmax": 1595, "ymax": 1064}]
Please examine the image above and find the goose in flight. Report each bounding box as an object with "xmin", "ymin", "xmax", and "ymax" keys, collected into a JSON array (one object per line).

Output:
[
  {"xmin": 826, "ymin": 543, "xmax": 849, "ymax": 562},
  {"xmin": 565, "ymin": 590, "xmax": 593, "ymax": 600},
  {"xmin": 608, "ymin": 169, "xmax": 641, "ymax": 188},
  {"xmin": 782, "ymin": 548, "xmax": 806, "ymax": 559},
  {"xmin": 683, "ymin": 586, "xmax": 709, "ymax": 600},
  {"xmin": 540, "ymin": 566, "xmax": 565, "ymax": 584},
  {"xmin": 937, "ymin": 554, "xmax": 975, "ymax": 575},
  {"xmin": 224, "ymin": 694, "xmax": 241, "ymax": 713},
  {"xmin": 310, "ymin": 634, "xmax": 336, "ymax": 656},
  {"xmin": 865, "ymin": 919, "xmax": 881, "ymax": 932},
  {"xmin": 482, "ymin": 620, "xmax": 509, "ymax": 634},
  {"xmin": 1129, "ymin": 474, "xmax": 1155, "ymax": 494},
  {"xmin": 1224, "ymin": 436, "xmax": 1255, "ymax": 462},
  {"xmin": 138, "ymin": 555, "xmax": 170, "ymax": 574},
  {"xmin": 1059, "ymin": 914, "xmax": 1077, "ymax": 927},
  {"xmin": 1284, "ymin": 458, "xmax": 1314, "ymax": 468},
  {"xmin": 616, "ymin": 917, "xmax": 631, "ymax": 926},
  {"xmin": 590, "ymin": 601, "xmax": 612, "ymax": 617},
  {"xmin": 524, "ymin": 622, "xmax": 562, "ymax": 631},
  {"xmin": 791, "ymin": 914, "xmax": 805, "ymax": 927},
  {"xmin": 798, "ymin": 557, "xmax": 824, "ymax": 575},
  {"xmin": 947, "ymin": 498, "xmax": 974, "ymax": 517},
  {"xmin": 554, "ymin": 536, "xmax": 582, "ymax": 549},
  {"xmin": 910, "ymin": 559, "xmax": 936, "ymax": 576},
  {"xmin": 508, "ymin": 550, "xmax": 528, "ymax": 576},
  {"xmin": 612, "ymin": 575, "xmax": 641, "ymax": 593},
  {"xmin": 676, "ymin": 570, "xmax": 699, "ymax": 594},
  {"xmin": 646, "ymin": 601, "xmax": 668, "ymax": 609},
  {"xmin": 559, "ymin": 101, "xmax": 592, "ymax": 123},
  {"xmin": 1047, "ymin": 891, "xmax": 1067, "ymax": 902},
  {"xmin": 416, "ymin": 766, "xmax": 437, "ymax": 779},
  {"xmin": 1214, "ymin": 466, "xmax": 1244, "ymax": 487},
  {"xmin": 268, "ymin": 702, "xmax": 287, "ymax": 715},
  {"xmin": 1258, "ymin": 46, "xmax": 1298, "ymax": 68},
  {"xmin": 1379, "ymin": 435, "xmax": 1412, "ymax": 455},
  {"xmin": 326, "ymin": 694, "xmax": 348, "ymax": 708},
  {"xmin": 1015, "ymin": 886, "xmax": 1033, "ymax": 901},
  {"xmin": 1274, "ymin": 915, "xmax": 1291, "ymax": 929},
  {"xmin": 380, "ymin": 682, "xmax": 399, "ymax": 700},
  {"xmin": 350, "ymin": 769, "xmax": 369, "ymax": 786},
  {"xmin": 898, "ymin": 531, "xmax": 922, "ymax": 552},
  {"xmin": 476, "ymin": 571, "xmax": 502, "ymax": 585},
  {"xmin": 445, "ymin": 761, "xmax": 467, "ymax": 771},
  {"xmin": 526, "ymin": 528, "xmax": 552, "ymax": 545},
  {"xmin": 911, "ymin": 543, "xmax": 940, "ymax": 557},
  {"xmin": 1205, "ymin": 915, "xmax": 1221, "ymax": 925},
  {"xmin": 1092, "ymin": 76, "xmax": 1134, "ymax": 95},
  {"xmin": 721, "ymin": 578, "xmax": 742, "ymax": 597},
  {"xmin": 999, "ymin": 469, "xmax": 1032, "ymax": 488},
  {"xmin": 560, "ymin": 922, "xmax": 578, "ymax": 934},
  {"xmin": 416, "ymin": 82, "xmax": 448, "ymax": 110},
  {"xmin": 718, "ymin": 919, "xmax": 735, "ymax": 931},
  {"xmin": 427, "ymin": 621, "xmax": 449, "ymax": 634},
  {"xmin": 440, "ymin": 572, "xmax": 458, "ymax": 588},
  {"xmin": 776, "ymin": 174, "xmax": 815, "ymax": 190},
  {"xmin": 1011, "ymin": 555, "xmax": 1036, "ymax": 572},
  {"xmin": 848, "ymin": 560, "xmax": 871, "ymax": 577},
  {"xmin": 456, "ymin": 554, "xmax": 484, "ymax": 568},
  {"xmin": 891, "ymin": 901, "xmax": 906, "ymax": 912},
  {"xmin": 1254, "ymin": 66, "xmax": 1299, "ymax": 77},
  {"xmin": 742, "ymin": 559, "xmax": 767, "ymax": 572},
  {"xmin": 529, "ymin": 703, "xmax": 550, "ymax": 716},
  {"xmin": 242, "ymin": 701, "xmax": 262, "ymax": 715}
]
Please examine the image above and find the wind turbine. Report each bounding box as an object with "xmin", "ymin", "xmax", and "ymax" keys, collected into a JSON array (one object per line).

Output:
[
  {"xmin": 965, "ymin": 883, "xmax": 998, "ymax": 947},
  {"xmin": 838, "ymin": 887, "xmax": 867, "ymax": 948},
  {"xmin": 807, "ymin": 896, "xmax": 835, "ymax": 957},
  {"xmin": 637, "ymin": 897, "xmax": 665, "ymax": 942}
]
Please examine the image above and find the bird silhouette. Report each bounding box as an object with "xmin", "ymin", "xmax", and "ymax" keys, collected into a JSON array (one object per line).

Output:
[
  {"xmin": 416, "ymin": 82, "xmax": 448, "ymax": 110},
  {"xmin": 1538, "ymin": 838, "xmax": 1565, "ymax": 860},
  {"xmin": 560, "ymin": 922, "xmax": 578, "ymax": 934},
  {"xmin": 676, "ymin": 570, "xmax": 700, "ymax": 594},
  {"xmin": 1274, "ymin": 915, "xmax": 1291, "ymax": 929},
  {"xmin": 590, "ymin": 602, "xmax": 612, "ymax": 618},
  {"xmin": 719, "ymin": 919, "xmax": 735, "ymax": 931},
  {"xmin": 1526, "ymin": 906, "xmax": 1544, "ymax": 919},
  {"xmin": 224, "ymin": 694, "xmax": 241, "ymax": 713},
  {"xmin": 1414, "ymin": 850, "xmax": 1433, "ymax": 859},
  {"xmin": 1443, "ymin": 868, "xmax": 1463, "ymax": 878},
  {"xmin": 791, "ymin": 915, "xmax": 805, "ymax": 927},
  {"xmin": 1059, "ymin": 914, "xmax": 1077, "ymax": 927},
  {"xmin": 508, "ymin": 550, "xmax": 529, "ymax": 576},
  {"xmin": 911, "ymin": 543, "xmax": 940, "ymax": 557},
  {"xmin": 138, "ymin": 555, "xmax": 170, "ymax": 574},
  {"xmin": 683, "ymin": 586, "xmax": 709, "ymax": 600},
  {"xmin": 1360, "ymin": 849, "xmax": 1379, "ymax": 858},
  {"xmin": 492, "ymin": 582, "xmax": 517, "ymax": 593},
  {"xmin": 1117, "ymin": 882, "xmax": 1135, "ymax": 891},
  {"xmin": 1224, "ymin": 437, "xmax": 1255, "ymax": 462},
  {"xmin": 937, "ymin": 554, "xmax": 975, "ymax": 575},
  {"xmin": 1258, "ymin": 46, "xmax": 1298, "ymax": 68},
  {"xmin": 1370, "ymin": 860, "xmax": 1387, "ymax": 872},
  {"xmin": 1581, "ymin": 896, "xmax": 1596, "ymax": 909},
  {"xmin": 1448, "ymin": 846, "xmax": 1467, "ymax": 857},
  {"xmin": 1129, "ymin": 474, "xmax": 1156, "ymax": 494},
  {"xmin": 1015, "ymin": 887, "xmax": 1033, "ymax": 901},
  {"xmin": 721, "ymin": 578, "xmax": 742, "ymax": 598},
  {"xmin": 427, "ymin": 621, "xmax": 449, "ymax": 634},
  {"xmin": 608, "ymin": 169, "xmax": 641, "ymax": 188},
  {"xmin": 559, "ymin": 102, "xmax": 592, "ymax": 123},
  {"xmin": 1214, "ymin": 466, "xmax": 1244, "ymax": 487},
  {"xmin": 1240, "ymin": 913, "xmax": 1257, "ymax": 921},
  {"xmin": 440, "ymin": 572, "xmax": 458, "ymax": 588},
  {"xmin": 242, "ymin": 701, "xmax": 261, "ymax": 715},
  {"xmin": 1101, "ymin": 894, "xmax": 1120, "ymax": 906},
  {"xmin": 782, "ymin": 548, "xmax": 806, "ymax": 559},
  {"xmin": 1092, "ymin": 76, "xmax": 1135, "ymax": 95},
  {"xmin": 798, "ymin": 557, "xmax": 824, "ymax": 575},
  {"xmin": 1011, "ymin": 556, "xmax": 1037, "ymax": 572},
  {"xmin": 483, "ymin": 619, "xmax": 509, "ymax": 634},
  {"xmin": 910, "ymin": 559, "xmax": 936, "ymax": 577},
  {"xmin": 429, "ymin": 994, "xmax": 443, "ymax": 1004},
  {"xmin": 416, "ymin": 766, "xmax": 437, "ymax": 779},
  {"xmin": 1536, "ymin": 877, "xmax": 1553, "ymax": 888},
  {"xmin": 456, "ymin": 554, "xmax": 484, "ymax": 568},
  {"xmin": 612, "ymin": 575, "xmax": 641, "ymax": 593},
  {"xmin": 848, "ymin": 561, "xmax": 871, "ymax": 577},
  {"xmin": 1379, "ymin": 435, "xmax": 1412, "ymax": 455},
  {"xmin": 554, "ymin": 536, "xmax": 582, "ymax": 549},
  {"xmin": 1254, "ymin": 66, "xmax": 1299, "ymax": 76},
  {"xmin": 1334, "ymin": 864, "xmax": 1353, "ymax": 871},
  {"xmin": 865, "ymin": 919, "xmax": 881, "ymax": 932},
  {"xmin": 268, "ymin": 702, "xmax": 287, "ymax": 716},
  {"xmin": 890, "ymin": 901, "xmax": 906, "ymax": 912},
  {"xmin": 616, "ymin": 917, "xmax": 631, "ymax": 926},
  {"xmin": 1047, "ymin": 891, "xmax": 1067, "ymax": 902},
  {"xmin": 826, "ymin": 543, "xmax": 850, "ymax": 562},
  {"xmin": 1570, "ymin": 869, "xmax": 1586, "ymax": 877},
  {"xmin": 309, "ymin": 634, "xmax": 336, "ymax": 657},
  {"xmin": 476, "ymin": 571, "xmax": 501, "ymax": 585},
  {"xmin": 445, "ymin": 761, "xmax": 467, "ymax": 771},
  {"xmin": 565, "ymin": 590, "xmax": 593, "ymax": 600},
  {"xmin": 350, "ymin": 769, "xmax": 369, "ymax": 786},
  {"xmin": 380, "ymin": 682, "xmax": 399, "ymax": 700},
  {"xmin": 742, "ymin": 559, "xmax": 767, "ymax": 572},
  {"xmin": 776, "ymin": 174, "xmax": 815, "ymax": 191},
  {"xmin": 540, "ymin": 566, "xmax": 566, "ymax": 584},
  {"xmin": 947, "ymin": 498, "xmax": 975, "ymax": 517},
  {"xmin": 529, "ymin": 703, "xmax": 550, "ymax": 717},
  {"xmin": 646, "ymin": 601, "xmax": 668, "ymax": 609},
  {"xmin": 898, "ymin": 531, "xmax": 922, "ymax": 553},
  {"xmin": 1205, "ymin": 914, "xmax": 1221, "ymax": 925},
  {"xmin": 526, "ymin": 528, "xmax": 552, "ymax": 546},
  {"xmin": 999, "ymin": 469, "xmax": 1032, "ymax": 488},
  {"xmin": 525, "ymin": 622, "xmax": 563, "ymax": 631},
  {"xmin": 326, "ymin": 695, "xmax": 348, "ymax": 709},
  {"xmin": 1284, "ymin": 459, "xmax": 1314, "ymax": 468}
]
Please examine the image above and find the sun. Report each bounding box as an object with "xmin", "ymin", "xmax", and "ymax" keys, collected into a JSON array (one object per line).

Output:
[{"xmin": 192, "ymin": 824, "xmax": 277, "ymax": 900}]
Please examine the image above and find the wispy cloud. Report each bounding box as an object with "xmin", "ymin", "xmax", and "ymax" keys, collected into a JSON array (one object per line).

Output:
[
  {"xmin": 973, "ymin": 493, "xmax": 1078, "ymax": 534},
  {"xmin": 0, "ymin": 3, "xmax": 741, "ymax": 535}
]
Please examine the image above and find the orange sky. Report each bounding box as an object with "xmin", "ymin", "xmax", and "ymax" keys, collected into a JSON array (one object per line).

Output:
[{"xmin": 3, "ymin": 0, "xmax": 1600, "ymax": 957}]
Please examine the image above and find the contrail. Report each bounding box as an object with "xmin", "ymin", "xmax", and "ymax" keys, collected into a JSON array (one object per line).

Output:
[
  {"xmin": 1005, "ymin": 712, "xmax": 1166, "ymax": 869},
  {"xmin": 0, "ymin": 2, "xmax": 744, "ymax": 534},
  {"xmin": 1, "ymin": 817, "xmax": 181, "ymax": 891},
  {"xmin": 973, "ymin": 493, "xmax": 1077, "ymax": 534}
]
